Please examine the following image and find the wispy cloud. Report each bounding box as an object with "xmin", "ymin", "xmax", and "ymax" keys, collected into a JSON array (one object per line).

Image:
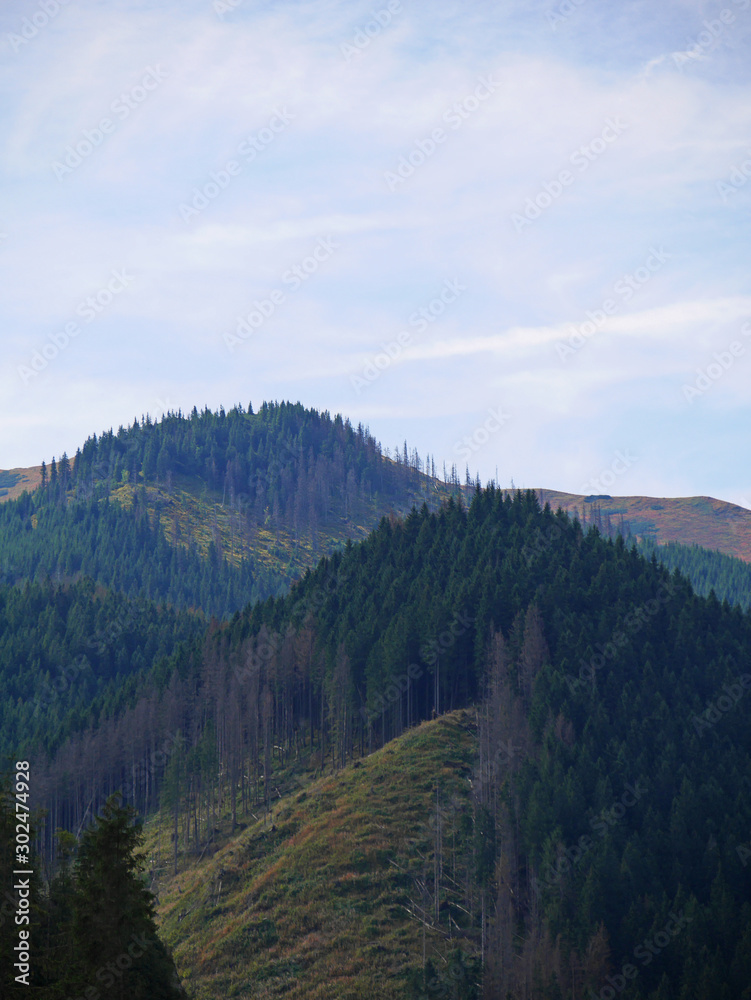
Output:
[{"xmin": 1, "ymin": 0, "xmax": 750, "ymax": 504}]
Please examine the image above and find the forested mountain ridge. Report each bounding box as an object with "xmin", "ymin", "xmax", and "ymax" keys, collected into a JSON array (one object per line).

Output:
[
  {"xmin": 6, "ymin": 424, "xmax": 751, "ymax": 614},
  {"xmin": 3, "ymin": 404, "xmax": 751, "ymax": 997},
  {"xmin": 0, "ymin": 402, "xmax": 456, "ymax": 617},
  {"xmin": 0, "ymin": 577, "xmax": 205, "ymax": 763},
  {"xmin": 636, "ymin": 536, "xmax": 751, "ymax": 610},
  {"xmin": 539, "ymin": 487, "xmax": 751, "ymax": 562},
  {"xmin": 18, "ymin": 486, "xmax": 751, "ymax": 998}
]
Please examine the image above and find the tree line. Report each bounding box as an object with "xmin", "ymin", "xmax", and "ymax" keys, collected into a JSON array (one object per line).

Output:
[
  {"xmin": 0, "ymin": 784, "xmax": 186, "ymax": 999},
  {"xmin": 14, "ymin": 486, "xmax": 751, "ymax": 996}
]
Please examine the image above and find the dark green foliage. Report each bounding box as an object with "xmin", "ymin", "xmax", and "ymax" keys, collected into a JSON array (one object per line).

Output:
[
  {"xmin": 0, "ymin": 485, "xmax": 265, "ymax": 619},
  {"xmin": 0, "ymin": 787, "xmax": 185, "ymax": 998},
  {"xmin": 3, "ymin": 399, "xmax": 751, "ymax": 999},
  {"xmin": 71, "ymin": 795, "xmax": 185, "ymax": 999},
  {"xmin": 0, "ymin": 472, "xmax": 20, "ymax": 489},
  {"xmin": 639, "ymin": 536, "xmax": 751, "ymax": 610},
  {"xmin": 0, "ymin": 401, "xmax": 436, "ymax": 617},
  {"xmin": 0, "ymin": 577, "xmax": 204, "ymax": 761}
]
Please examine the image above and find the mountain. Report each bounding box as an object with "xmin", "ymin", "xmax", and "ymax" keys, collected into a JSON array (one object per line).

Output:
[
  {"xmin": 0, "ymin": 402, "xmax": 455, "ymax": 617},
  {"xmin": 538, "ymin": 488, "xmax": 751, "ymax": 562},
  {"xmin": 152, "ymin": 710, "xmax": 479, "ymax": 1000},
  {"xmin": 6, "ymin": 447, "xmax": 751, "ymax": 614},
  {"xmin": 18, "ymin": 485, "xmax": 751, "ymax": 999},
  {"xmin": 0, "ymin": 466, "xmax": 42, "ymax": 502},
  {"xmin": 3, "ymin": 404, "xmax": 751, "ymax": 998}
]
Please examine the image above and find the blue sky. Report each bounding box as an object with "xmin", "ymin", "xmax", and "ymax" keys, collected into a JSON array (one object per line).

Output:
[{"xmin": 1, "ymin": 0, "xmax": 750, "ymax": 503}]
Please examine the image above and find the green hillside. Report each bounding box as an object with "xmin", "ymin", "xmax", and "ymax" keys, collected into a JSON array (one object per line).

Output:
[
  {"xmin": 18, "ymin": 486, "xmax": 751, "ymax": 998},
  {"xmin": 0, "ymin": 402, "xmax": 455, "ymax": 617},
  {"xmin": 637, "ymin": 536, "xmax": 751, "ymax": 610},
  {"xmin": 0, "ymin": 577, "xmax": 205, "ymax": 764},
  {"xmin": 3, "ymin": 404, "xmax": 751, "ymax": 998},
  {"xmin": 152, "ymin": 710, "xmax": 479, "ymax": 1000}
]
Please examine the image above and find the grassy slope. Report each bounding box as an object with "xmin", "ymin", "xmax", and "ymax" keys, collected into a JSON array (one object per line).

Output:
[
  {"xmin": 536, "ymin": 488, "xmax": 751, "ymax": 562},
  {"xmin": 106, "ymin": 473, "xmax": 449, "ymax": 572},
  {"xmin": 0, "ymin": 465, "xmax": 455, "ymax": 590},
  {"xmin": 0, "ymin": 466, "xmax": 41, "ymax": 501},
  {"xmin": 148, "ymin": 710, "xmax": 477, "ymax": 1000},
  {"xmin": 7, "ymin": 469, "xmax": 751, "ymax": 564}
]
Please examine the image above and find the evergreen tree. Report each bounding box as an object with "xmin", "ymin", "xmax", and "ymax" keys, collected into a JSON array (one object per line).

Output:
[{"xmin": 72, "ymin": 794, "xmax": 185, "ymax": 1000}]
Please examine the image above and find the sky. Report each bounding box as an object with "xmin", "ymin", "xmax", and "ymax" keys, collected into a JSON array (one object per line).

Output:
[{"xmin": 1, "ymin": 0, "xmax": 750, "ymax": 504}]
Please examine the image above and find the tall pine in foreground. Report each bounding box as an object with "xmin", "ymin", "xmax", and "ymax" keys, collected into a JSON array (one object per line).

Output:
[
  {"xmin": 0, "ymin": 788, "xmax": 186, "ymax": 998},
  {"xmin": 72, "ymin": 794, "xmax": 186, "ymax": 1000}
]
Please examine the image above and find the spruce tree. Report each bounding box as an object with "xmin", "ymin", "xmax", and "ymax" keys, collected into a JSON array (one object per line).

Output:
[{"xmin": 72, "ymin": 794, "xmax": 185, "ymax": 1000}]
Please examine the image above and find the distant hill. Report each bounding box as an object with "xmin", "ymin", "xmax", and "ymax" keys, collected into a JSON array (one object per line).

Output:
[
  {"xmin": 0, "ymin": 402, "xmax": 457, "ymax": 616},
  {"xmin": 6, "ymin": 463, "xmax": 751, "ymax": 566},
  {"xmin": 0, "ymin": 465, "xmax": 41, "ymax": 501},
  {"xmin": 536, "ymin": 488, "xmax": 751, "ymax": 562}
]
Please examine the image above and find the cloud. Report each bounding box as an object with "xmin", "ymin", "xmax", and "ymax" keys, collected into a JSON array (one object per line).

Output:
[{"xmin": 0, "ymin": 0, "xmax": 750, "ymax": 504}]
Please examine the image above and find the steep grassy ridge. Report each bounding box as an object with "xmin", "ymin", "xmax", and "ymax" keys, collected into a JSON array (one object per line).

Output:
[{"xmin": 152, "ymin": 711, "xmax": 478, "ymax": 1000}]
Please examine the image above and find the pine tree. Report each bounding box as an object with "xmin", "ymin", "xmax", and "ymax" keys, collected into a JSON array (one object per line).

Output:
[{"xmin": 73, "ymin": 794, "xmax": 186, "ymax": 1000}]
